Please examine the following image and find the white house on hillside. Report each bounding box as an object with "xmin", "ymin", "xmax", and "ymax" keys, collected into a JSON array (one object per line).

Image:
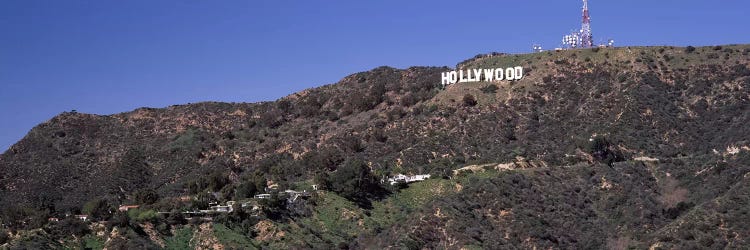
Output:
[{"xmin": 385, "ymin": 174, "xmax": 431, "ymax": 185}]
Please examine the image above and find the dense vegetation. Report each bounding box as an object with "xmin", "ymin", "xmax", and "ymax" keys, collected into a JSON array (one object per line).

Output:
[{"xmin": 1, "ymin": 44, "xmax": 750, "ymax": 248}]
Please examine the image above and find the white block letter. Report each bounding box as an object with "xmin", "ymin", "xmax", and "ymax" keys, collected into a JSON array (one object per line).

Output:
[
  {"xmin": 484, "ymin": 69, "xmax": 494, "ymax": 81},
  {"xmin": 473, "ymin": 69, "xmax": 482, "ymax": 82},
  {"xmin": 505, "ymin": 68, "xmax": 515, "ymax": 81},
  {"xmin": 495, "ymin": 68, "xmax": 504, "ymax": 80},
  {"xmin": 514, "ymin": 66, "xmax": 524, "ymax": 80}
]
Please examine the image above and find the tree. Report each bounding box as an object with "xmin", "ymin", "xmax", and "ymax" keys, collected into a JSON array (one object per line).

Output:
[
  {"xmin": 166, "ymin": 209, "xmax": 187, "ymax": 226},
  {"xmin": 235, "ymin": 181, "xmax": 258, "ymax": 200},
  {"xmin": 260, "ymin": 193, "xmax": 287, "ymax": 220},
  {"xmin": 114, "ymin": 147, "xmax": 151, "ymax": 193},
  {"xmin": 663, "ymin": 201, "xmax": 694, "ymax": 219},
  {"xmin": 340, "ymin": 135, "xmax": 364, "ymax": 153},
  {"xmin": 463, "ymin": 94, "xmax": 477, "ymax": 107},
  {"xmin": 588, "ymin": 136, "xmax": 625, "ymax": 167},
  {"xmin": 259, "ymin": 108, "xmax": 285, "ymax": 128},
  {"xmin": 107, "ymin": 230, "xmax": 160, "ymax": 249},
  {"xmin": 304, "ymin": 147, "xmax": 344, "ymax": 171},
  {"xmin": 134, "ymin": 189, "xmax": 159, "ymax": 205},
  {"xmin": 191, "ymin": 192, "xmax": 211, "ymax": 210},
  {"xmin": 480, "ymin": 84, "xmax": 499, "ymax": 94},
  {"xmin": 370, "ymin": 82, "xmax": 387, "ymax": 105},
  {"xmin": 401, "ymin": 92, "xmax": 418, "ymax": 107},
  {"xmin": 108, "ymin": 211, "xmax": 131, "ymax": 230},
  {"xmin": 325, "ymin": 159, "xmax": 388, "ymax": 208},
  {"xmin": 685, "ymin": 46, "xmax": 696, "ymax": 53},
  {"xmin": 127, "ymin": 209, "xmax": 159, "ymax": 223},
  {"xmin": 56, "ymin": 217, "xmax": 89, "ymax": 237},
  {"xmin": 0, "ymin": 205, "xmax": 47, "ymax": 230},
  {"xmin": 82, "ymin": 198, "xmax": 114, "ymax": 221},
  {"xmin": 0, "ymin": 229, "xmax": 8, "ymax": 245},
  {"xmin": 276, "ymin": 99, "xmax": 292, "ymax": 113},
  {"xmin": 208, "ymin": 171, "xmax": 229, "ymax": 192},
  {"xmin": 314, "ymin": 172, "xmax": 332, "ymax": 191}
]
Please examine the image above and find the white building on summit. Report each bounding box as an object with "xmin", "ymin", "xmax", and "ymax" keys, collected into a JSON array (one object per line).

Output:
[{"xmin": 385, "ymin": 174, "xmax": 431, "ymax": 185}]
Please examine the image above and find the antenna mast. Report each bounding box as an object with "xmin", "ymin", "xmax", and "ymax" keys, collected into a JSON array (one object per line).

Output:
[{"xmin": 580, "ymin": 0, "xmax": 593, "ymax": 48}]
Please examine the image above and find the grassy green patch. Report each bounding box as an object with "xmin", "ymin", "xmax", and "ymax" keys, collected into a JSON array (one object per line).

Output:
[
  {"xmin": 169, "ymin": 128, "xmax": 202, "ymax": 152},
  {"xmin": 213, "ymin": 223, "xmax": 257, "ymax": 249},
  {"xmin": 127, "ymin": 208, "xmax": 159, "ymax": 222},
  {"xmin": 304, "ymin": 192, "xmax": 365, "ymax": 241},
  {"xmin": 368, "ymin": 178, "xmax": 455, "ymax": 230},
  {"xmin": 164, "ymin": 227, "xmax": 193, "ymax": 250},
  {"xmin": 81, "ymin": 234, "xmax": 105, "ymax": 250}
]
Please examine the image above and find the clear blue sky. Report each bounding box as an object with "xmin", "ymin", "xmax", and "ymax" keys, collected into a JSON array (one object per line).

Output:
[{"xmin": 1, "ymin": 0, "xmax": 748, "ymax": 152}]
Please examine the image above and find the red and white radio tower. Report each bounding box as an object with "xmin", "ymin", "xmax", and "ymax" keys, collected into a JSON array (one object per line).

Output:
[{"xmin": 580, "ymin": 0, "xmax": 593, "ymax": 48}]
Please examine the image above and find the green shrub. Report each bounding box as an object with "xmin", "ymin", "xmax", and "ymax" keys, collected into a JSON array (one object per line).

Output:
[
  {"xmin": 463, "ymin": 94, "xmax": 477, "ymax": 107},
  {"xmin": 107, "ymin": 212, "xmax": 130, "ymax": 229},
  {"xmin": 617, "ymin": 74, "xmax": 628, "ymax": 83},
  {"xmin": 235, "ymin": 182, "xmax": 259, "ymax": 200},
  {"xmin": 322, "ymin": 159, "xmax": 388, "ymax": 208},
  {"xmin": 259, "ymin": 108, "xmax": 285, "ymax": 128},
  {"xmin": 213, "ymin": 223, "xmax": 256, "ymax": 249},
  {"xmin": 48, "ymin": 217, "xmax": 89, "ymax": 238},
  {"xmin": 208, "ymin": 171, "xmax": 229, "ymax": 192},
  {"xmin": 127, "ymin": 208, "xmax": 159, "ymax": 223},
  {"xmin": 663, "ymin": 201, "xmax": 694, "ymax": 219},
  {"xmin": 401, "ymin": 92, "xmax": 418, "ymax": 107},
  {"xmin": 588, "ymin": 136, "xmax": 624, "ymax": 166},
  {"xmin": 82, "ymin": 235, "xmax": 105, "ymax": 250},
  {"xmin": 82, "ymin": 198, "xmax": 114, "ymax": 221},
  {"xmin": 166, "ymin": 210, "xmax": 187, "ymax": 226},
  {"xmin": 134, "ymin": 189, "xmax": 159, "ymax": 205},
  {"xmin": 480, "ymin": 84, "xmax": 499, "ymax": 94},
  {"xmin": 165, "ymin": 227, "xmax": 194, "ymax": 250},
  {"xmin": 259, "ymin": 193, "xmax": 287, "ymax": 220},
  {"xmin": 0, "ymin": 229, "xmax": 9, "ymax": 244}
]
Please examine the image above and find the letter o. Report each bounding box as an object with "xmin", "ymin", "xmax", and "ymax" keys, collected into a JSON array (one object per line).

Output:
[
  {"xmin": 449, "ymin": 71, "xmax": 458, "ymax": 84},
  {"xmin": 494, "ymin": 68, "xmax": 504, "ymax": 80},
  {"xmin": 505, "ymin": 68, "xmax": 515, "ymax": 81}
]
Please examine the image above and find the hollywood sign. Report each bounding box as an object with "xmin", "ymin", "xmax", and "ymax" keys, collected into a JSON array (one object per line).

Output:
[{"xmin": 441, "ymin": 67, "xmax": 524, "ymax": 87}]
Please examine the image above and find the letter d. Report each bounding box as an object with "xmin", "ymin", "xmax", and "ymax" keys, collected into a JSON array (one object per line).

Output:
[{"xmin": 514, "ymin": 67, "xmax": 524, "ymax": 80}]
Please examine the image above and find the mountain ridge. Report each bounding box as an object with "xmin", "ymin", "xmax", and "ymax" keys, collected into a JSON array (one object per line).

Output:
[{"xmin": 1, "ymin": 44, "xmax": 750, "ymax": 249}]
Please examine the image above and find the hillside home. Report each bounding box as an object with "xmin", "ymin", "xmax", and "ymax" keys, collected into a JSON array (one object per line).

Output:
[
  {"xmin": 284, "ymin": 190, "xmax": 311, "ymax": 202},
  {"xmin": 210, "ymin": 205, "xmax": 233, "ymax": 213},
  {"xmin": 241, "ymin": 200, "xmax": 260, "ymax": 210},
  {"xmin": 385, "ymin": 174, "xmax": 431, "ymax": 185},
  {"xmin": 118, "ymin": 205, "xmax": 140, "ymax": 212},
  {"xmin": 75, "ymin": 215, "xmax": 89, "ymax": 221},
  {"xmin": 254, "ymin": 193, "xmax": 271, "ymax": 199},
  {"xmin": 207, "ymin": 201, "xmax": 236, "ymax": 213}
]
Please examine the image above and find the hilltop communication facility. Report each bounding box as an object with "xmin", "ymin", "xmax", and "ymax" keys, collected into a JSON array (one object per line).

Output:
[{"xmin": 534, "ymin": 0, "xmax": 614, "ymax": 52}]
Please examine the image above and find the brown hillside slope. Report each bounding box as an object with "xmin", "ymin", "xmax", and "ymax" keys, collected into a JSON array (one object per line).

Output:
[{"xmin": 1, "ymin": 44, "xmax": 749, "ymax": 221}]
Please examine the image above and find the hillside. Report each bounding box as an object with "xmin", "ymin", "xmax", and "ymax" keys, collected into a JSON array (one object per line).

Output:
[{"xmin": 1, "ymin": 44, "xmax": 750, "ymax": 249}]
